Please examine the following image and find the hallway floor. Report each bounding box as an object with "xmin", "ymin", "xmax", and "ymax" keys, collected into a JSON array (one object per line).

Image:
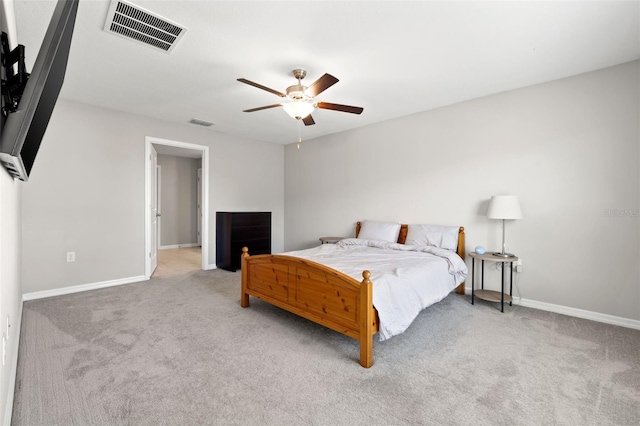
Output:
[{"xmin": 152, "ymin": 247, "xmax": 201, "ymax": 278}]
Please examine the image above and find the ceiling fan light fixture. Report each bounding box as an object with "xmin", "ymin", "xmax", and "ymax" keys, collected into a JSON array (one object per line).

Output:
[
  {"xmin": 282, "ymin": 101, "xmax": 315, "ymax": 120},
  {"xmin": 238, "ymin": 69, "xmax": 363, "ymax": 126}
]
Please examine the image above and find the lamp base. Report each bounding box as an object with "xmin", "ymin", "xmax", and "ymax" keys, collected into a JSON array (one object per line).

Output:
[{"xmin": 492, "ymin": 252, "xmax": 516, "ymax": 258}]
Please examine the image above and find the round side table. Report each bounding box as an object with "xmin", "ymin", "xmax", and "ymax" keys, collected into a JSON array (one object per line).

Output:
[
  {"xmin": 469, "ymin": 252, "xmax": 518, "ymax": 312},
  {"xmin": 319, "ymin": 237, "xmax": 344, "ymax": 244}
]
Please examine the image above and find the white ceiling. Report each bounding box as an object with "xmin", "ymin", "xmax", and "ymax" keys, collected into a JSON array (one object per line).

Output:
[{"xmin": 12, "ymin": 1, "xmax": 640, "ymax": 145}]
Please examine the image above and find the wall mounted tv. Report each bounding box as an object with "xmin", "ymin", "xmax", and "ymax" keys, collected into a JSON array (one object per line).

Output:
[{"xmin": 0, "ymin": 0, "xmax": 78, "ymax": 181}]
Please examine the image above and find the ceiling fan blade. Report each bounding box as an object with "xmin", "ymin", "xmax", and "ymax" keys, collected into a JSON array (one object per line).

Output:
[
  {"xmin": 237, "ymin": 78, "xmax": 286, "ymax": 98},
  {"xmin": 243, "ymin": 104, "xmax": 283, "ymax": 112},
  {"xmin": 302, "ymin": 115, "xmax": 315, "ymax": 126},
  {"xmin": 306, "ymin": 73, "xmax": 339, "ymax": 97},
  {"xmin": 316, "ymin": 102, "xmax": 364, "ymax": 114}
]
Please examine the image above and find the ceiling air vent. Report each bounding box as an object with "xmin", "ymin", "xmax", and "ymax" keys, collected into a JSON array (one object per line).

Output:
[
  {"xmin": 189, "ymin": 119, "xmax": 214, "ymax": 127},
  {"xmin": 103, "ymin": 0, "xmax": 187, "ymax": 53}
]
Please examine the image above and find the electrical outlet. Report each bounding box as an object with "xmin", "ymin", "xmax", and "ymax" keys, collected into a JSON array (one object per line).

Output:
[
  {"xmin": 514, "ymin": 258, "xmax": 523, "ymax": 272},
  {"xmin": 67, "ymin": 252, "xmax": 76, "ymax": 262}
]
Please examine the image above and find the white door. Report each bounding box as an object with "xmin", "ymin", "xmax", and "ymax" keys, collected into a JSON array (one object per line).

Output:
[
  {"xmin": 150, "ymin": 145, "xmax": 158, "ymax": 274},
  {"xmin": 197, "ymin": 167, "xmax": 202, "ymax": 246},
  {"xmin": 156, "ymin": 165, "xmax": 162, "ymax": 249}
]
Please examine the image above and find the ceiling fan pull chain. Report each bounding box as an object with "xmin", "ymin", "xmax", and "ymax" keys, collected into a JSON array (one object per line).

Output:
[{"xmin": 297, "ymin": 120, "xmax": 302, "ymax": 149}]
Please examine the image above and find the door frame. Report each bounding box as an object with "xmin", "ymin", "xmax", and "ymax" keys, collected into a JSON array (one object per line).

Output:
[
  {"xmin": 149, "ymin": 145, "xmax": 158, "ymax": 275},
  {"xmin": 144, "ymin": 136, "xmax": 210, "ymax": 279},
  {"xmin": 196, "ymin": 167, "xmax": 202, "ymax": 247}
]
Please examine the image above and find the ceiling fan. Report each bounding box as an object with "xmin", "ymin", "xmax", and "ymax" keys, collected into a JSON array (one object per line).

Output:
[{"xmin": 237, "ymin": 69, "xmax": 363, "ymax": 126}]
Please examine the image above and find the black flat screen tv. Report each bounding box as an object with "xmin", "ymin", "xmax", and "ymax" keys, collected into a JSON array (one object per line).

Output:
[{"xmin": 0, "ymin": 0, "xmax": 78, "ymax": 181}]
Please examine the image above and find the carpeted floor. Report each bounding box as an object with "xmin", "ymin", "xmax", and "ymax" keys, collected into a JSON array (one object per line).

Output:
[{"xmin": 11, "ymin": 269, "xmax": 640, "ymax": 425}]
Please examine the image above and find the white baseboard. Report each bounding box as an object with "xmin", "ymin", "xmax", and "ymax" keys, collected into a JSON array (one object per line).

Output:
[
  {"xmin": 22, "ymin": 267, "xmax": 221, "ymax": 303},
  {"xmin": 3, "ymin": 300, "xmax": 22, "ymax": 426},
  {"xmin": 22, "ymin": 275, "xmax": 147, "ymax": 301},
  {"xmin": 464, "ymin": 286, "xmax": 640, "ymax": 330},
  {"xmin": 159, "ymin": 243, "xmax": 200, "ymax": 250}
]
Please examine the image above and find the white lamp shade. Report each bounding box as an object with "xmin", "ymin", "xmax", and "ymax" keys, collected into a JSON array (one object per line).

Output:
[
  {"xmin": 487, "ymin": 195, "xmax": 523, "ymax": 219},
  {"xmin": 282, "ymin": 101, "xmax": 314, "ymax": 119}
]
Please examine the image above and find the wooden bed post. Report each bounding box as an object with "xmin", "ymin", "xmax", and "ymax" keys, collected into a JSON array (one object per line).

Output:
[
  {"xmin": 240, "ymin": 247, "xmax": 250, "ymax": 308},
  {"xmin": 456, "ymin": 227, "xmax": 465, "ymax": 295},
  {"xmin": 359, "ymin": 270, "xmax": 374, "ymax": 368}
]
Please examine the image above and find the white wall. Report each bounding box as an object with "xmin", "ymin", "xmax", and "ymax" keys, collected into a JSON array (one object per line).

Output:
[
  {"xmin": 21, "ymin": 99, "xmax": 284, "ymax": 294},
  {"xmin": 157, "ymin": 155, "xmax": 200, "ymax": 247},
  {"xmin": 0, "ymin": 2, "xmax": 22, "ymax": 423},
  {"xmin": 284, "ymin": 61, "xmax": 639, "ymax": 322},
  {"xmin": 0, "ymin": 173, "xmax": 22, "ymax": 426}
]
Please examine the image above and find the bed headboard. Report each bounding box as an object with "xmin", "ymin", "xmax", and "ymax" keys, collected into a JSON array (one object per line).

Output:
[{"xmin": 355, "ymin": 222, "xmax": 465, "ymax": 259}]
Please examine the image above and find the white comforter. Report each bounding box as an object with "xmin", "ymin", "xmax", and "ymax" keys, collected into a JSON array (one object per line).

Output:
[{"xmin": 284, "ymin": 238, "xmax": 468, "ymax": 341}]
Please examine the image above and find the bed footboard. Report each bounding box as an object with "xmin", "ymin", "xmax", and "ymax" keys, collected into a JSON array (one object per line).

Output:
[{"xmin": 241, "ymin": 247, "xmax": 378, "ymax": 368}]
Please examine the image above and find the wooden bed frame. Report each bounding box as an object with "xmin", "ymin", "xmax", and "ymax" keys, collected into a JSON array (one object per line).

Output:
[{"xmin": 240, "ymin": 223, "xmax": 465, "ymax": 368}]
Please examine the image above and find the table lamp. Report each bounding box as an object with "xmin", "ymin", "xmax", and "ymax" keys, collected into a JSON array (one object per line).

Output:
[{"xmin": 487, "ymin": 195, "xmax": 523, "ymax": 257}]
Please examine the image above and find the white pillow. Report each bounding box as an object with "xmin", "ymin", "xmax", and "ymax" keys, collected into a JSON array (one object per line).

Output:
[
  {"xmin": 406, "ymin": 224, "xmax": 459, "ymax": 251},
  {"xmin": 357, "ymin": 220, "xmax": 401, "ymax": 243}
]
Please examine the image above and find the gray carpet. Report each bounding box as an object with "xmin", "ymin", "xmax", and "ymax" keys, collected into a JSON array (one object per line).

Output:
[{"xmin": 12, "ymin": 269, "xmax": 640, "ymax": 425}]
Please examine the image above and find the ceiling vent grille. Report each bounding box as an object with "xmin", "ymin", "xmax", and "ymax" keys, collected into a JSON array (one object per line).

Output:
[
  {"xmin": 104, "ymin": 0, "xmax": 187, "ymax": 53},
  {"xmin": 189, "ymin": 119, "xmax": 214, "ymax": 127}
]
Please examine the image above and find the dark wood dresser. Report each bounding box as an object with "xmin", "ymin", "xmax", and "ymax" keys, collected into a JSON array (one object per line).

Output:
[{"xmin": 216, "ymin": 212, "xmax": 271, "ymax": 271}]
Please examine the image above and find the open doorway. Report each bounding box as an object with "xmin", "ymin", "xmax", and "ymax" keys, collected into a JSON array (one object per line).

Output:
[
  {"xmin": 144, "ymin": 137, "xmax": 210, "ymax": 279},
  {"xmin": 154, "ymin": 247, "xmax": 202, "ymax": 278}
]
